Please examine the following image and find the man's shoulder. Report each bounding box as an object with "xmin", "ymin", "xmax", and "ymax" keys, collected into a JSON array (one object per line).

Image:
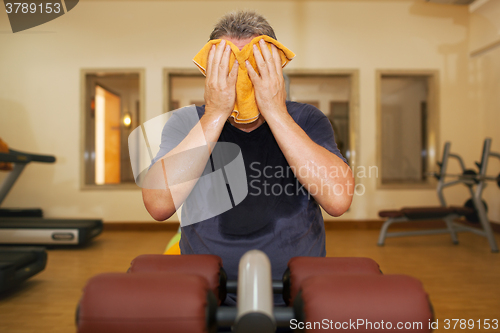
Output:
[{"xmin": 286, "ymin": 101, "xmax": 326, "ymax": 126}]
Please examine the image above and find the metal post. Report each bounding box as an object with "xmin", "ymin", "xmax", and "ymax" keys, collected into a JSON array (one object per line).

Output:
[{"xmin": 234, "ymin": 250, "xmax": 275, "ymax": 333}]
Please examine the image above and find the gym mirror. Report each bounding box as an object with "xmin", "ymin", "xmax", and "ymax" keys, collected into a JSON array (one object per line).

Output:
[
  {"xmin": 81, "ymin": 69, "xmax": 144, "ymax": 188},
  {"xmin": 377, "ymin": 71, "xmax": 439, "ymax": 188}
]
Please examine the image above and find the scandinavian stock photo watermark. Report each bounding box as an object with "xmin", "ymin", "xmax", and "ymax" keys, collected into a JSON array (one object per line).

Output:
[
  {"xmin": 129, "ymin": 105, "xmax": 377, "ymax": 226},
  {"xmin": 248, "ymin": 161, "xmax": 376, "ymax": 198}
]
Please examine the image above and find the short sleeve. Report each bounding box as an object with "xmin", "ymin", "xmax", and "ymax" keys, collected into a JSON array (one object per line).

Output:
[
  {"xmin": 287, "ymin": 101, "xmax": 348, "ymax": 165},
  {"xmin": 150, "ymin": 106, "xmax": 204, "ymax": 166}
]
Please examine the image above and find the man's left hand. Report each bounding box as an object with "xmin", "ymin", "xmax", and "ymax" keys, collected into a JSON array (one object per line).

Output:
[{"xmin": 245, "ymin": 39, "xmax": 287, "ymax": 118}]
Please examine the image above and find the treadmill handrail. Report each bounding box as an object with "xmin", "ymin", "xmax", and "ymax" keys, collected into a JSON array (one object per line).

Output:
[{"xmin": 0, "ymin": 149, "xmax": 56, "ymax": 164}]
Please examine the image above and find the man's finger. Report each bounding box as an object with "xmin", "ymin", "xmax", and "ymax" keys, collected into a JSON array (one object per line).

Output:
[
  {"xmin": 228, "ymin": 60, "xmax": 239, "ymax": 86},
  {"xmin": 219, "ymin": 44, "xmax": 232, "ymax": 83},
  {"xmin": 271, "ymin": 44, "xmax": 283, "ymax": 77},
  {"xmin": 211, "ymin": 39, "xmax": 226, "ymax": 79},
  {"xmin": 245, "ymin": 60, "xmax": 260, "ymax": 84},
  {"xmin": 252, "ymin": 44, "xmax": 268, "ymax": 80},
  {"xmin": 206, "ymin": 45, "xmax": 216, "ymax": 79},
  {"xmin": 259, "ymin": 39, "xmax": 277, "ymax": 78}
]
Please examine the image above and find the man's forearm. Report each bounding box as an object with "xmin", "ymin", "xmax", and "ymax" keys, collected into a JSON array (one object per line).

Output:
[
  {"xmin": 265, "ymin": 106, "xmax": 354, "ymax": 217},
  {"xmin": 142, "ymin": 112, "xmax": 226, "ymax": 221}
]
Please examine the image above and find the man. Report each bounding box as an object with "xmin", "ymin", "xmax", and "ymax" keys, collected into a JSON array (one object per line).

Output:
[{"xmin": 142, "ymin": 11, "xmax": 354, "ymax": 305}]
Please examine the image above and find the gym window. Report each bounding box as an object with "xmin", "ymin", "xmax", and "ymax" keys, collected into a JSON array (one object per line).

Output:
[
  {"xmin": 376, "ymin": 70, "xmax": 439, "ymax": 188},
  {"xmin": 81, "ymin": 69, "xmax": 145, "ymax": 189}
]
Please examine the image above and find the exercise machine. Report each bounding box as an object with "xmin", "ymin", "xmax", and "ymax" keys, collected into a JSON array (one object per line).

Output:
[
  {"xmin": 0, "ymin": 147, "xmax": 103, "ymax": 246},
  {"xmin": 378, "ymin": 138, "xmax": 499, "ymax": 252},
  {"xmin": 0, "ymin": 246, "xmax": 47, "ymax": 294},
  {"xmin": 76, "ymin": 251, "xmax": 433, "ymax": 333}
]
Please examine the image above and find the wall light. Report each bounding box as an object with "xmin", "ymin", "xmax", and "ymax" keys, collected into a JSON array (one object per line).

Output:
[{"xmin": 123, "ymin": 113, "xmax": 132, "ymax": 128}]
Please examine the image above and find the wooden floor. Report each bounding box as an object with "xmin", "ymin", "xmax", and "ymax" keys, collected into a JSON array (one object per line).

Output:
[{"xmin": 0, "ymin": 227, "xmax": 499, "ymax": 333}]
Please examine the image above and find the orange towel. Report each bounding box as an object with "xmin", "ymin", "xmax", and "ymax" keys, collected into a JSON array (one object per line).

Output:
[{"xmin": 193, "ymin": 35, "xmax": 295, "ymax": 124}]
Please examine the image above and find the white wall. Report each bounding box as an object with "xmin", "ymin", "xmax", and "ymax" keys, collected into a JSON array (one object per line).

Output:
[
  {"xmin": 469, "ymin": 0, "xmax": 500, "ymax": 222},
  {"xmin": 0, "ymin": 0, "xmax": 496, "ymax": 223}
]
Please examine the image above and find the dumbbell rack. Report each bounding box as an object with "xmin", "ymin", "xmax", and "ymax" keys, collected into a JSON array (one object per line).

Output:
[{"xmin": 378, "ymin": 138, "xmax": 499, "ymax": 252}]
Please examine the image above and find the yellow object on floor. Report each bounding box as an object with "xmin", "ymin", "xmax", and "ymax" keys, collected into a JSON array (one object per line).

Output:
[
  {"xmin": 193, "ymin": 35, "xmax": 295, "ymax": 124},
  {"xmin": 163, "ymin": 232, "xmax": 181, "ymax": 255}
]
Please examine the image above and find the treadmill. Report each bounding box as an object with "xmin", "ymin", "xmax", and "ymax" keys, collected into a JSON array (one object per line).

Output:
[
  {"xmin": 0, "ymin": 148, "xmax": 103, "ymax": 246},
  {"xmin": 0, "ymin": 246, "xmax": 47, "ymax": 294}
]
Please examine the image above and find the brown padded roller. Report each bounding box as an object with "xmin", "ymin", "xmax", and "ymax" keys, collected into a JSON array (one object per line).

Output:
[
  {"xmin": 285, "ymin": 257, "xmax": 381, "ymax": 304},
  {"xmin": 128, "ymin": 254, "xmax": 223, "ymax": 303},
  {"xmin": 297, "ymin": 275, "xmax": 433, "ymax": 332},
  {"xmin": 77, "ymin": 273, "xmax": 210, "ymax": 333}
]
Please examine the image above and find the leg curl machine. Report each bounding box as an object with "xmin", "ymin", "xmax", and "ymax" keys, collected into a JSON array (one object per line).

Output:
[
  {"xmin": 76, "ymin": 251, "xmax": 434, "ymax": 333},
  {"xmin": 378, "ymin": 138, "xmax": 499, "ymax": 252}
]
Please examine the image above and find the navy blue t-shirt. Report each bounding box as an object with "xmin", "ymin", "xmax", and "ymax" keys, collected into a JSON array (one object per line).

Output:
[{"xmin": 153, "ymin": 101, "xmax": 346, "ymax": 305}]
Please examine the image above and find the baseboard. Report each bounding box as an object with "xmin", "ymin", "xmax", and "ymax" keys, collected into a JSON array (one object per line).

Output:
[
  {"xmin": 103, "ymin": 222, "xmax": 180, "ymax": 231},
  {"xmin": 102, "ymin": 220, "xmax": 500, "ymax": 233},
  {"xmin": 323, "ymin": 220, "xmax": 446, "ymax": 230},
  {"xmin": 323, "ymin": 219, "xmax": 500, "ymax": 233}
]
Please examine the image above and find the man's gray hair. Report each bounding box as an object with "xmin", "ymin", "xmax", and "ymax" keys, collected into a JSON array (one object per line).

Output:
[{"xmin": 209, "ymin": 11, "xmax": 277, "ymax": 41}]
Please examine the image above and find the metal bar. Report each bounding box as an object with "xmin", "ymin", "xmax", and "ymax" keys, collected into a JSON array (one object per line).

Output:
[
  {"xmin": 0, "ymin": 164, "xmax": 26, "ymax": 205},
  {"xmin": 450, "ymin": 223, "xmax": 487, "ymax": 236},
  {"xmin": 448, "ymin": 153, "xmax": 466, "ymax": 171},
  {"xmin": 437, "ymin": 142, "xmax": 451, "ymax": 206},
  {"xmin": 226, "ymin": 280, "xmax": 237, "ymax": 293},
  {"xmin": 226, "ymin": 280, "xmax": 284, "ymax": 294},
  {"xmin": 473, "ymin": 194, "xmax": 499, "ymax": 252},
  {"xmin": 274, "ymin": 307, "xmax": 295, "ymax": 326},
  {"xmin": 235, "ymin": 250, "xmax": 275, "ymax": 332},
  {"xmin": 377, "ymin": 217, "xmax": 408, "ymax": 246},
  {"xmin": 216, "ymin": 307, "xmax": 237, "ymax": 327},
  {"xmin": 443, "ymin": 216, "xmax": 459, "ymax": 244}
]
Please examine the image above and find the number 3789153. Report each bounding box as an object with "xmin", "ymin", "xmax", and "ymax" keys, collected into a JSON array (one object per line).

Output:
[{"xmin": 5, "ymin": 3, "xmax": 62, "ymax": 14}]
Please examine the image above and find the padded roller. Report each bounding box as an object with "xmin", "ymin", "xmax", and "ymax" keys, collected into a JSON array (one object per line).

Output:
[
  {"xmin": 77, "ymin": 273, "xmax": 213, "ymax": 333},
  {"xmin": 128, "ymin": 254, "xmax": 225, "ymax": 303},
  {"xmin": 295, "ymin": 275, "xmax": 433, "ymax": 332},
  {"xmin": 283, "ymin": 257, "xmax": 381, "ymax": 305}
]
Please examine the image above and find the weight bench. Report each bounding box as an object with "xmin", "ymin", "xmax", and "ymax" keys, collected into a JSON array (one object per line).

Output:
[
  {"xmin": 378, "ymin": 138, "xmax": 499, "ymax": 252},
  {"xmin": 76, "ymin": 252, "xmax": 434, "ymax": 333}
]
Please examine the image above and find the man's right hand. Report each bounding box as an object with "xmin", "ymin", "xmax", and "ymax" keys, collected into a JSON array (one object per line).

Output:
[{"xmin": 204, "ymin": 39, "xmax": 238, "ymax": 118}]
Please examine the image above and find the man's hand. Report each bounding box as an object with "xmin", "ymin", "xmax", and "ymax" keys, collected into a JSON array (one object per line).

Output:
[
  {"xmin": 245, "ymin": 39, "xmax": 287, "ymax": 118},
  {"xmin": 246, "ymin": 39, "xmax": 354, "ymax": 217},
  {"xmin": 204, "ymin": 39, "xmax": 239, "ymax": 119}
]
